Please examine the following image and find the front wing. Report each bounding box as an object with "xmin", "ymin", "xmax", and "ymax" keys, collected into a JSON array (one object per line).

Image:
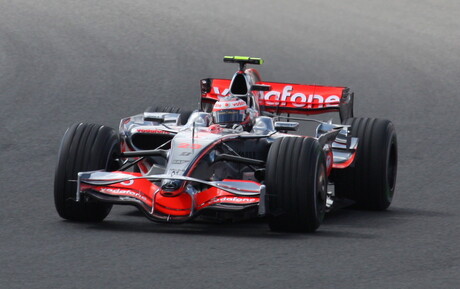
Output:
[{"xmin": 77, "ymin": 171, "xmax": 265, "ymax": 223}]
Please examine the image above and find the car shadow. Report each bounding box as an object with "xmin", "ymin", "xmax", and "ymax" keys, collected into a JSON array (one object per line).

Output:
[{"xmin": 78, "ymin": 205, "xmax": 449, "ymax": 240}]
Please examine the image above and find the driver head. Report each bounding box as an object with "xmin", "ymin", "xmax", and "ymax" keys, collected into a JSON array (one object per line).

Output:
[{"xmin": 212, "ymin": 97, "xmax": 249, "ymax": 126}]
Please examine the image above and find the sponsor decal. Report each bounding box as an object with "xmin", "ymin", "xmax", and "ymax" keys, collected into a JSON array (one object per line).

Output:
[
  {"xmin": 180, "ymin": 152, "xmax": 192, "ymax": 156},
  {"xmin": 136, "ymin": 129, "xmax": 171, "ymax": 134},
  {"xmin": 261, "ymin": 85, "xmax": 340, "ymax": 108},
  {"xmin": 172, "ymin": 160, "xmax": 189, "ymax": 164},
  {"xmin": 212, "ymin": 84, "xmax": 341, "ymax": 109},
  {"xmin": 213, "ymin": 99, "xmax": 247, "ymax": 110},
  {"xmin": 219, "ymin": 196, "xmax": 258, "ymax": 203},
  {"xmin": 167, "ymin": 169, "xmax": 186, "ymax": 176},
  {"xmin": 178, "ymin": 143, "xmax": 203, "ymax": 149},
  {"xmin": 100, "ymin": 188, "xmax": 147, "ymax": 202},
  {"xmin": 208, "ymin": 124, "xmax": 223, "ymax": 133},
  {"xmin": 120, "ymin": 179, "xmax": 134, "ymax": 186},
  {"xmin": 207, "ymin": 196, "xmax": 259, "ymax": 206}
]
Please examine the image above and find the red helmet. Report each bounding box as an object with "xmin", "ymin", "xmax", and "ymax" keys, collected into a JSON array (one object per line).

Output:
[{"xmin": 212, "ymin": 97, "xmax": 249, "ymax": 125}]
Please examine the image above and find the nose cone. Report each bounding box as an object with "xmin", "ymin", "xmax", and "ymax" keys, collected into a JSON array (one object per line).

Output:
[{"xmin": 161, "ymin": 179, "xmax": 184, "ymax": 196}]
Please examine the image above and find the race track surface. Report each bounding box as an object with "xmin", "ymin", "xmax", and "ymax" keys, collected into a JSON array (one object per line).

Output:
[{"xmin": 1, "ymin": 1, "xmax": 459, "ymax": 288}]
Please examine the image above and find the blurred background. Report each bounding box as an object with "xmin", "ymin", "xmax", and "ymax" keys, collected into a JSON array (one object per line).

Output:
[{"xmin": 1, "ymin": 1, "xmax": 459, "ymax": 288}]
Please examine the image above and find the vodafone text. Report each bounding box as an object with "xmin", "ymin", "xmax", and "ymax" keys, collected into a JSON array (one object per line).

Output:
[
  {"xmin": 213, "ymin": 86, "xmax": 340, "ymax": 108},
  {"xmin": 100, "ymin": 188, "xmax": 147, "ymax": 202}
]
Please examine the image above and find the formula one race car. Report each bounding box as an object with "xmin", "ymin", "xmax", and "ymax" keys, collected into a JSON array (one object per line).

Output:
[{"xmin": 54, "ymin": 56, "xmax": 398, "ymax": 232}]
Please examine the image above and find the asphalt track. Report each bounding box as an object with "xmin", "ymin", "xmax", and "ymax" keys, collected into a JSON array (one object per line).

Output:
[{"xmin": 1, "ymin": 1, "xmax": 459, "ymax": 288}]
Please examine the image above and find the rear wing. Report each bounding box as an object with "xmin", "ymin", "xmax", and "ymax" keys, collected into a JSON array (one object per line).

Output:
[{"xmin": 200, "ymin": 78, "xmax": 354, "ymax": 121}]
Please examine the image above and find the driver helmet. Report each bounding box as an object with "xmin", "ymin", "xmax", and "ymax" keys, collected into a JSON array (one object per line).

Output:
[{"xmin": 212, "ymin": 97, "xmax": 249, "ymax": 125}]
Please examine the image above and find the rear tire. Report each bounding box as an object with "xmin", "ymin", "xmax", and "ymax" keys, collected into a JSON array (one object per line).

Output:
[
  {"xmin": 333, "ymin": 117, "xmax": 398, "ymax": 210},
  {"xmin": 266, "ymin": 137, "xmax": 327, "ymax": 232},
  {"xmin": 145, "ymin": 105, "xmax": 193, "ymax": 125},
  {"xmin": 54, "ymin": 123, "xmax": 121, "ymax": 221}
]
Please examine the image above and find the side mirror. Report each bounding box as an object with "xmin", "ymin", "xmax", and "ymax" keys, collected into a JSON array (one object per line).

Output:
[
  {"xmin": 200, "ymin": 78, "xmax": 212, "ymax": 94},
  {"xmin": 251, "ymin": 84, "xmax": 271, "ymax": 91},
  {"xmin": 274, "ymin": 121, "xmax": 299, "ymax": 131}
]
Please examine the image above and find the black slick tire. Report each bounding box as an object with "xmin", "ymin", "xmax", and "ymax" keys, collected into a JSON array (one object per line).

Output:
[
  {"xmin": 333, "ymin": 117, "xmax": 398, "ymax": 210},
  {"xmin": 54, "ymin": 123, "xmax": 121, "ymax": 221},
  {"xmin": 265, "ymin": 137, "xmax": 327, "ymax": 232}
]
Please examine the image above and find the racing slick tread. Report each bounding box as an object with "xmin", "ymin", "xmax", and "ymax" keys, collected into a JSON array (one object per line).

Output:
[
  {"xmin": 266, "ymin": 137, "xmax": 327, "ymax": 232},
  {"xmin": 54, "ymin": 123, "xmax": 120, "ymax": 221},
  {"xmin": 333, "ymin": 117, "xmax": 398, "ymax": 210}
]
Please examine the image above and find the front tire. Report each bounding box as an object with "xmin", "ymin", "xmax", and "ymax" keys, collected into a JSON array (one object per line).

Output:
[
  {"xmin": 333, "ymin": 117, "xmax": 398, "ymax": 210},
  {"xmin": 54, "ymin": 123, "xmax": 121, "ymax": 221},
  {"xmin": 265, "ymin": 137, "xmax": 327, "ymax": 232}
]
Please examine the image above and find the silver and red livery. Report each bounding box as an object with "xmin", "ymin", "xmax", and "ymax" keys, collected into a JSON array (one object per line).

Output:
[{"xmin": 55, "ymin": 56, "xmax": 397, "ymax": 232}]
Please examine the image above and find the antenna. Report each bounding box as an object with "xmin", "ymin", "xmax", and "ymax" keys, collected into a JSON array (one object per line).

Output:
[{"xmin": 191, "ymin": 119, "xmax": 195, "ymax": 151}]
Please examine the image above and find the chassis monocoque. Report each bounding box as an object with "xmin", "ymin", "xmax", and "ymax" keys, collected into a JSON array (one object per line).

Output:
[{"xmin": 54, "ymin": 56, "xmax": 398, "ymax": 232}]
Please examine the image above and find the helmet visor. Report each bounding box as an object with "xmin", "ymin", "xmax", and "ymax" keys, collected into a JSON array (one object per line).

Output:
[{"xmin": 213, "ymin": 109, "xmax": 245, "ymax": 124}]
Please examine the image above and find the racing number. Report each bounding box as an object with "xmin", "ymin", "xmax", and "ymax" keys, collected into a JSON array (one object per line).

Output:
[{"xmin": 178, "ymin": 143, "xmax": 202, "ymax": 149}]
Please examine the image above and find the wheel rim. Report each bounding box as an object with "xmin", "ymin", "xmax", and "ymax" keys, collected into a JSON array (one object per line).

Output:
[{"xmin": 316, "ymin": 165, "xmax": 327, "ymax": 217}]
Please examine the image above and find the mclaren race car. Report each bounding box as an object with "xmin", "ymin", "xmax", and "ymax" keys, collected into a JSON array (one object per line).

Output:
[{"xmin": 54, "ymin": 56, "xmax": 398, "ymax": 232}]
